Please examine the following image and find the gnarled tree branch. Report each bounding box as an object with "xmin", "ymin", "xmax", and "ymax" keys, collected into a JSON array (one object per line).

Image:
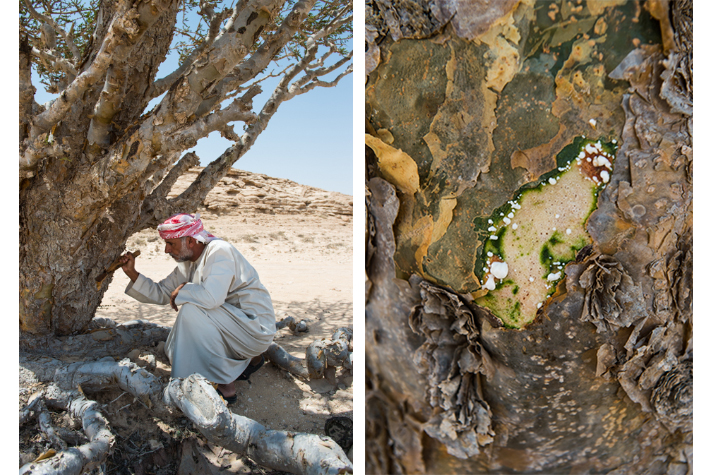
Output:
[
  {"xmin": 31, "ymin": 46, "xmax": 78, "ymax": 81},
  {"xmin": 133, "ymin": 151, "xmax": 201, "ymax": 231},
  {"xmin": 166, "ymin": 3, "xmax": 351, "ymax": 211},
  {"xmin": 85, "ymin": 63, "xmax": 127, "ymax": 148},
  {"xmin": 162, "ymin": 92, "xmax": 260, "ymax": 152},
  {"xmin": 22, "ymin": 0, "xmax": 82, "ymax": 61},
  {"xmin": 150, "ymin": 4, "xmax": 232, "ymax": 99},
  {"xmin": 21, "ymin": 0, "xmax": 176, "ymax": 174},
  {"xmin": 200, "ymin": 0, "xmax": 320, "ymax": 112},
  {"xmin": 90, "ymin": 0, "xmax": 285, "ymax": 203}
]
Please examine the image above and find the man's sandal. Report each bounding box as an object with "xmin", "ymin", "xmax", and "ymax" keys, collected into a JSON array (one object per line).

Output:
[
  {"xmin": 213, "ymin": 356, "xmax": 265, "ymax": 403},
  {"xmin": 215, "ymin": 387, "xmax": 237, "ymax": 404},
  {"xmin": 236, "ymin": 355, "xmax": 265, "ymax": 382}
]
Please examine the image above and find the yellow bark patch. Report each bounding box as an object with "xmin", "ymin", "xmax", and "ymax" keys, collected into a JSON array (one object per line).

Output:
[
  {"xmin": 365, "ymin": 134, "xmax": 420, "ymax": 195},
  {"xmin": 423, "ymin": 130, "xmax": 451, "ymax": 174},
  {"xmin": 412, "ymin": 216, "xmax": 434, "ymax": 275},
  {"xmin": 432, "ymin": 198, "xmax": 457, "ymax": 243},
  {"xmin": 112, "ymin": 159, "xmax": 130, "ymax": 174},
  {"xmin": 34, "ymin": 450, "xmax": 57, "ymax": 463},
  {"xmin": 376, "ymin": 128, "xmax": 394, "ymax": 144},
  {"xmin": 479, "ymin": 8, "xmax": 523, "ymax": 93},
  {"xmin": 587, "ymin": 0, "xmax": 626, "ymax": 16},
  {"xmin": 415, "ymin": 198, "xmax": 458, "ymax": 276}
]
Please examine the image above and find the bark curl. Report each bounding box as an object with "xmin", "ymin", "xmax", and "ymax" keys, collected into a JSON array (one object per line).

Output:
[
  {"xmin": 408, "ymin": 280, "xmax": 495, "ymax": 459},
  {"xmin": 579, "ymin": 253, "xmax": 645, "ymax": 333},
  {"xmin": 651, "ymin": 359, "xmax": 692, "ymax": 433}
]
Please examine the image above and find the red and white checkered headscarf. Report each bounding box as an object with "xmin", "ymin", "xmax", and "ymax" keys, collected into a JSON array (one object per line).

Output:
[{"xmin": 157, "ymin": 213, "xmax": 218, "ymax": 243}]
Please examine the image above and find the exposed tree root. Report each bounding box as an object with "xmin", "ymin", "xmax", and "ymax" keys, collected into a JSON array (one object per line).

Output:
[
  {"xmin": 306, "ymin": 328, "xmax": 353, "ymax": 379},
  {"xmin": 276, "ymin": 315, "xmax": 309, "ymax": 333},
  {"xmin": 165, "ymin": 375, "xmax": 353, "ymax": 475},
  {"xmin": 265, "ymin": 342, "xmax": 312, "ymax": 379},
  {"xmin": 20, "ymin": 319, "xmax": 171, "ymax": 359},
  {"xmin": 20, "ymin": 385, "xmax": 114, "ymax": 475},
  {"xmin": 266, "ymin": 327, "xmax": 353, "ymax": 380},
  {"xmin": 20, "ymin": 352, "xmax": 353, "ymax": 474}
]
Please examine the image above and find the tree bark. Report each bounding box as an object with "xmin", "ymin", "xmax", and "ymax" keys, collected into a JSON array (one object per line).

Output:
[
  {"xmin": 365, "ymin": 1, "xmax": 692, "ymax": 473},
  {"xmin": 19, "ymin": 0, "xmax": 181, "ymax": 335}
]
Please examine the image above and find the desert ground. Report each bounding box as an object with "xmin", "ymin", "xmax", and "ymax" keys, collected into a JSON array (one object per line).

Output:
[{"xmin": 20, "ymin": 167, "xmax": 353, "ymax": 473}]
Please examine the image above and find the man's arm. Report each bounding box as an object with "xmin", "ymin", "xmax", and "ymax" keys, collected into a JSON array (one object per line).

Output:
[
  {"xmin": 173, "ymin": 249, "xmax": 234, "ymax": 310},
  {"xmin": 120, "ymin": 252, "xmax": 185, "ymax": 305}
]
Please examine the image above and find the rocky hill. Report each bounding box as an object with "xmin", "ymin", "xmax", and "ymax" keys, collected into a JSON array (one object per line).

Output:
[{"xmin": 169, "ymin": 167, "xmax": 353, "ymax": 218}]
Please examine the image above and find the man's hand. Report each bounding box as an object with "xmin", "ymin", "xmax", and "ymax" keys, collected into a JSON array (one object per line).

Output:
[
  {"xmin": 171, "ymin": 283, "xmax": 187, "ymax": 311},
  {"xmin": 119, "ymin": 253, "xmax": 139, "ymax": 282}
]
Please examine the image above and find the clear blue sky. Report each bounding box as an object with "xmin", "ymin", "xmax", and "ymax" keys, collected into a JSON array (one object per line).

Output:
[
  {"xmin": 188, "ymin": 71, "xmax": 353, "ymax": 195},
  {"xmin": 32, "ymin": 16, "xmax": 353, "ymax": 195}
]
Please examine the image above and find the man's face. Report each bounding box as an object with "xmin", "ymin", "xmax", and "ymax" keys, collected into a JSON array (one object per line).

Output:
[{"xmin": 164, "ymin": 237, "xmax": 193, "ymax": 262}]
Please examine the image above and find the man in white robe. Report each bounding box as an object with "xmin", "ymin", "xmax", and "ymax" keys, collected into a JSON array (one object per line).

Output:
[{"xmin": 119, "ymin": 213, "xmax": 276, "ymax": 402}]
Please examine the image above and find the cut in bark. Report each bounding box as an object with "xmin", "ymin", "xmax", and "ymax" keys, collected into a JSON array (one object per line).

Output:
[{"xmin": 366, "ymin": 0, "xmax": 691, "ymax": 473}]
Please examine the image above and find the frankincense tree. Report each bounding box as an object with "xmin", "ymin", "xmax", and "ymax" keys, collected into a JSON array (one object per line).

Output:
[{"xmin": 19, "ymin": 0, "xmax": 352, "ymax": 472}]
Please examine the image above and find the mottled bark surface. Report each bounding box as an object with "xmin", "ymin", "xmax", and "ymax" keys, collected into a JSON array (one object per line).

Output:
[{"xmin": 366, "ymin": 1, "xmax": 691, "ymax": 473}]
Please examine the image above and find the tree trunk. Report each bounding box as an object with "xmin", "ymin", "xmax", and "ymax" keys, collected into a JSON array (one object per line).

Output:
[
  {"xmin": 19, "ymin": 0, "xmax": 181, "ymax": 335},
  {"xmin": 365, "ymin": 0, "xmax": 692, "ymax": 473}
]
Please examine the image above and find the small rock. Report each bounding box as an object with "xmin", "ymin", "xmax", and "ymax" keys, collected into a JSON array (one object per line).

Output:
[
  {"xmin": 148, "ymin": 439, "xmax": 163, "ymax": 450},
  {"xmin": 127, "ymin": 349, "xmax": 141, "ymax": 360},
  {"xmin": 140, "ymin": 354, "xmax": 157, "ymax": 371},
  {"xmin": 90, "ymin": 330, "xmax": 113, "ymax": 341}
]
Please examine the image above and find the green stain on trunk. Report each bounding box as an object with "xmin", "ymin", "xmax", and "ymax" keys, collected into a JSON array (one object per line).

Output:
[{"xmin": 475, "ymin": 137, "xmax": 617, "ymax": 328}]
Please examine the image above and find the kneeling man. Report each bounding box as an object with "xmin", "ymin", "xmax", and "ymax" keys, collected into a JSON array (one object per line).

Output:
[{"xmin": 120, "ymin": 213, "xmax": 276, "ymax": 403}]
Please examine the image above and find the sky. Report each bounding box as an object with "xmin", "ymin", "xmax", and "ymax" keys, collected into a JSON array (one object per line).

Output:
[{"xmin": 31, "ymin": 8, "xmax": 354, "ymax": 195}]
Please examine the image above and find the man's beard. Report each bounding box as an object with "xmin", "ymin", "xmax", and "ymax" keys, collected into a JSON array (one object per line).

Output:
[{"xmin": 171, "ymin": 246, "xmax": 193, "ymax": 262}]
